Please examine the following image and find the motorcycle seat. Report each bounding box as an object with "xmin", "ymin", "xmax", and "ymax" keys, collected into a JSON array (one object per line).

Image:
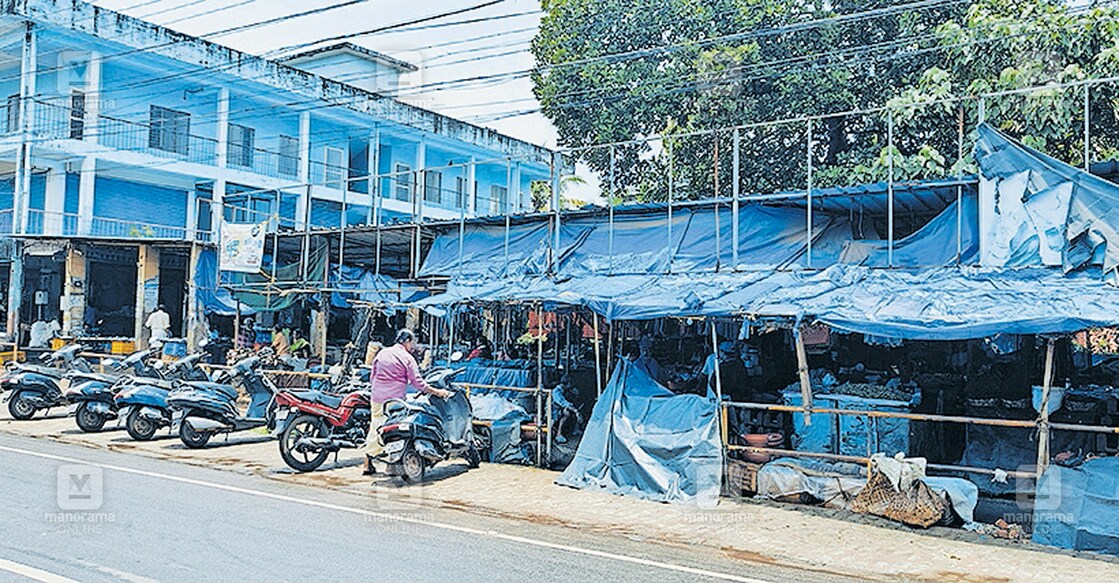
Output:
[
  {"xmin": 68, "ymin": 372, "xmax": 118, "ymax": 384},
  {"xmin": 290, "ymin": 390, "xmax": 343, "ymax": 410},
  {"xmin": 183, "ymin": 381, "xmax": 239, "ymax": 400}
]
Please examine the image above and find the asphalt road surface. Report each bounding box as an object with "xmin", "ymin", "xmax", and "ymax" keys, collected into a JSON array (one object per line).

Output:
[{"xmin": 0, "ymin": 433, "xmax": 863, "ymax": 583}]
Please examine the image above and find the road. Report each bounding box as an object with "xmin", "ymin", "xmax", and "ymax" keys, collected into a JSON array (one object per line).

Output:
[{"xmin": 0, "ymin": 433, "xmax": 861, "ymax": 583}]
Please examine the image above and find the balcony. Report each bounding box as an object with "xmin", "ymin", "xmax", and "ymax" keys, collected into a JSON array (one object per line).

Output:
[
  {"xmin": 19, "ymin": 208, "xmax": 210, "ymax": 241},
  {"xmin": 9, "ymin": 99, "xmax": 308, "ymax": 183}
]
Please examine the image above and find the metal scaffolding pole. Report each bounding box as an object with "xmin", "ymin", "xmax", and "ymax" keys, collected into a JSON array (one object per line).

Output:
[
  {"xmin": 608, "ymin": 145, "xmax": 616, "ymax": 275},
  {"xmin": 1084, "ymin": 83, "xmax": 1091, "ymax": 171},
  {"xmin": 887, "ymin": 112, "xmax": 895, "ymax": 267},
  {"xmin": 712, "ymin": 131, "xmax": 721, "ymax": 270},
  {"xmin": 593, "ymin": 314, "xmax": 603, "ymax": 398},
  {"xmin": 301, "ymin": 184, "xmax": 312, "ymax": 281},
  {"xmin": 667, "ymin": 138, "xmax": 674, "ymax": 273},
  {"xmin": 732, "ymin": 128, "xmax": 740, "ymax": 269},
  {"xmin": 503, "ymin": 158, "xmax": 512, "ymax": 275},
  {"xmin": 339, "ymin": 186, "xmax": 347, "ymax": 269},
  {"xmin": 956, "ymin": 105, "xmax": 965, "ymax": 263},
  {"xmin": 551, "ymin": 152, "xmax": 562, "ymax": 272},
  {"xmin": 535, "ymin": 304, "xmax": 544, "ymax": 468},
  {"xmin": 458, "ymin": 163, "xmax": 467, "ymax": 277},
  {"xmin": 806, "ymin": 119, "xmax": 814, "ymax": 268}
]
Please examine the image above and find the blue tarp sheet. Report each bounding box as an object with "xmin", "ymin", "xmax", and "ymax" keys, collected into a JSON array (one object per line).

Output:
[
  {"xmin": 1033, "ymin": 458, "xmax": 1119, "ymax": 554},
  {"xmin": 330, "ymin": 266, "xmax": 427, "ymax": 310},
  {"xmin": 556, "ymin": 359, "xmax": 723, "ymax": 507},
  {"xmin": 977, "ymin": 125, "xmax": 1119, "ymax": 274},
  {"xmin": 194, "ymin": 249, "xmax": 252, "ymax": 316}
]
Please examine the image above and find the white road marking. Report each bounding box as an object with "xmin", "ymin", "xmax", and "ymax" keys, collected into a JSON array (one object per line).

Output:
[
  {"xmin": 0, "ymin": 443, "xmax": 772, "ymax": 583},
  {"xmin": 0, "ymin": 557, "xmax": 81, "ymax": 583}
]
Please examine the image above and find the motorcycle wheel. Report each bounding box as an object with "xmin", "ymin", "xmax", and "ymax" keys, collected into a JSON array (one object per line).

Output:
[
  {"xmin": 126, "ymin": 410, "xmax": 158, "ymax": 441},
  {"xmin": 8, "ymin": 392, "xmax": 36, "ymax": 420},
  {"xmin": 75, "ymin": 403, "xmax": 106, "ymax": 432},
  {"xmin": 392, "ymin": 444, "xmax": 425, "ymax": 485},
  {"xmin": 279, "ymin": 414, "xmax": 330, "ymax": 473},
  {"xmin": 465, "ymin": 446, "xmax": 481, "ymax": 469},
  {"xmin": 179, "ymin": 417, "xmax": 212, "ymax": 449}
]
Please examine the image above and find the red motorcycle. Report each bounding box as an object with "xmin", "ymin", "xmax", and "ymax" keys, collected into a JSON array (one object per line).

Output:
[{"xmin": 274, "ymin": 385, "xmax": 371, "ymax": 472}]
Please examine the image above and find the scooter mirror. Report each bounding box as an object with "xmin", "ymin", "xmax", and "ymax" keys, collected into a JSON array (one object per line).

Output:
[{"xmin": 450, "ymin": 351, "xmax": 465, "ymax": 363}]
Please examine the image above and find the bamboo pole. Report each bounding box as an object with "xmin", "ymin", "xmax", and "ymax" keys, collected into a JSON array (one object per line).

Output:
[
  {"xmin": 535, "ymin": 304, "xmax": 544, "ymax": 468},
  {"xmin": 794, "ymin": 326, "xmax": 813, "ymax": 426},
  {"xmin": 710, "ymin": 322, "xmax": 727, "ymax": 448},
  {"xmin": 593, "ymin": 314, "xmax": 602, "ymax": 398},
  {"xmin": 725, "ymin": 444, "xmax": 1037, "ymax": 480},
  {"xmin": 1036, "ymin": 338, "xmax": 1056, "ymax": 474}
]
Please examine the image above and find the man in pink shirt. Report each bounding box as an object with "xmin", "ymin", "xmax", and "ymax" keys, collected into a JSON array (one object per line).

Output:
[{"xmin": 363, "ymin": 329, "xmax": 451, "ymax": 475}]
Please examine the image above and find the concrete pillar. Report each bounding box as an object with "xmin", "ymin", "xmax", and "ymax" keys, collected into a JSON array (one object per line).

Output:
[
  {"xmin": 5, "ymin": 242, "xmax": 22, "ymax": 342},
  {"xmin": 185, "ymin": 244, "xmax": 204, "ymax": 351},
  {"xmin": 15, "ymin": 22, "xmax": 37, "ymax": 236},
  {"xmin": 134, "ymin": 245, "xmax": 160, "ymax": 348},
  {"xmin": 61, "ymin": 245, "xmax": 86, "ymax": 337},
  {"xmin": 298, "ymin": 111, "xmax": 311, "ymax": 184},
  {"xmin": 77, "ymin": 156, "xmax": 96, "ymax": 236},
  {"xmin": 43, "ymin": 167, "xmax": 66, "ymax": 236},
  {"xmin": 83, "ymin": 51, "xmax": 101, "ymax": 145}
]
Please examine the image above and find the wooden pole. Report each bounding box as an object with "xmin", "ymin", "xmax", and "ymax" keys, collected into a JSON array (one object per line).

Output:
[
  {"xmin": 593, "ymin": 314, "xmax": 602, "ymax": 397},
  {"xmin": 536, "ymin": 304, "xmax": 544, "ymax": 468},
  {"xmin": 1036, "ymin": 338, "xmax": 1056, "ymax": 475},
  {"xmin": 710, "ymin": 322, "xmax": 727, "ymax": 449},
  {"xmin": 794, "ymin": 325, "xmax": 813, "ymax": 426}
]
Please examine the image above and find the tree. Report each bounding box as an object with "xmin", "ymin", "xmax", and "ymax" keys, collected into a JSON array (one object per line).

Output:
[{"xmin": 532, "ymin": 0, "xmax": 1119, "ymax": 200}]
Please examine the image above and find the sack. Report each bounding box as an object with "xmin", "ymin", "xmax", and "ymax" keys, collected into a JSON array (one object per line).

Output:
[{"xmin": 851, "ymin": 469, "xmax": 948, "ymax": 528}]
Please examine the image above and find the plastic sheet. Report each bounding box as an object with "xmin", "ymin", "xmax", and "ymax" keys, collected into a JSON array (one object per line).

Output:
[
  {"xmin": 557, "ymin": 359, "xmax": 723, "ymax": 507},
  {"xmin": 1033, "ymin": 457, "xmax": 1119, "ymax": 554}
]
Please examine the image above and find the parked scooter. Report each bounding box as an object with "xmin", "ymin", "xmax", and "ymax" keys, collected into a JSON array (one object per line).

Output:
[
  {"xmin": 274, "ymin": 380, "xmax": 371, "ymax": 472},
  {"xmin": 113, "ymin": 351, "xmax": 213, "ymax": 441},
  {"xmin": 66, "ymin": 349, "xmax": 162, "ymax": 432},
  {"xmin": 168, "ymin": 353, "xmax": 278, "ymax": 448},
  {"xmin": 377, "ymin": 367, "xmax": 481, "ymax": 484},
  {"xmin": 1, "ymin": 344, "xmax": 92, "ymax": 420}
]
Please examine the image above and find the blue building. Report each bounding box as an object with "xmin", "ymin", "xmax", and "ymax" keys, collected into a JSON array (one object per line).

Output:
[{"xmin": 0, "ymin": 0, "xmax": 556, "ymax": 348}]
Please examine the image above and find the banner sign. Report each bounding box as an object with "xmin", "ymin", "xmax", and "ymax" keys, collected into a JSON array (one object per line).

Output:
[{"xmin": 219, "ymin": 221, "xmax": 266, "ymax": 273}]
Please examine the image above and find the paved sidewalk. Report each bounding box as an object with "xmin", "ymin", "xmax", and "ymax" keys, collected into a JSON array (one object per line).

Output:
[{"xmin": 3, "ymin": 410, "xmax": 1117, "ymax": 582}]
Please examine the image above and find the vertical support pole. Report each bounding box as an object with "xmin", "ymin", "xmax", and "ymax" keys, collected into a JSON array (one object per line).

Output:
[
  {"xmin": 368, "ymin": 126, "xmax": 379, "ymax": 225},
  {"xmin": 956, "ymin": 105, "xmax": 965, "ymax": 263},
  {"xmin": 14, "ymin": 22, "xmax": 37, "ymax": 236},
  {"xmin": 269, "ymin": 194, "xmax": 279, "ymax": 309},
  {"xmin": 710, "ymin": 321, "xmax": 728, "ymax": 453},
  {"xmin": 466, "ymin": 156, "xmax": 478, "ymax": 216},
  {"xmin": 794, "ymin": 325, "xmax": 813, "ymax": 426},
  {"xmin": 732, "ymin": 128, "xmax": 740, "ymax": 269},
  {"xmin": 712, "ymin": 131, "xmax": 721, "ymax": 271},
  {"xmin": 457, "ymin": 172, "xmax": 466, "ymax": 276},
  {"xmin": 135, "ymin": 245, "xmax": 159, "ymax": 349},
  {"xmin": 887, "ymin": 112, "xmax": 895, "ymax": 267},
  {"xmin": 806, "ymin": 119, "xmax": 814, "ymax": 269},
  {"xmin": 551, "ymin": 152, "xmax": 562, "ymax": 272},
  {"xmin": 339, "ymin": 186, "xmax": 347, "ymax": 269},
  {"xmin": 606, "ymin": 321, "xmax": 614, "ymax": 376},
  {"xmin": 301, "ymin": 184, "xmax": 312, "ymax": 280},
  {"xmin": 298, "ymin": 112, "xmax": 311, "ymax": 184},
  {"xmin": 608, "ymin": 146, "xmax": 616, "ymax": 275},
  {"xmin": 667, "ymin": 138, "xmax": 674, "ymax": 273},
  {"xmin": 234, "ymin": 301, "xmax": 241, "ymax": 348},
  {"xmin": 503, "ymin": 158, "xmax": 512, "ymax": 274},
  {"xmin": 536, "ymin": 304, "xmax": 544, "ymax": 468},
  {"xmin": 592, "ymin": 314, "xmax": 602, "ymax": 398},
  {"xmin": 447, "ymin": 307, "xmax": 454, "ymax": 361},
  {"xmin": 1084, "ymin": 83, "xmax": 1091, "ymax": 171},
  {"xmin": 1036, "ymin": 338, "xmax": 1056, "ymax": 475},
  {"xmin": 978, "ymin": 97, "xmax": 986, "ymax": 125}
]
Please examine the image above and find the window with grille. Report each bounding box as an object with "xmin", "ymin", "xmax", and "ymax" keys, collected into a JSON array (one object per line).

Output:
[
  {"xmin": 7, "ymin": 95, "xmax": 19, "ymax": 134},
  {"xmin": 424, "ymin": 171, "xmax": 442, "ymax": 205},
  {"xmin": 324, "ymin": 146, "xmax": 345, "ymax": 189},
  {"xmin": 149, "ymin": 105, "xmax": 190, "ymax": 155},
  {"xmin": 394, "ymin": 163, "xmax": 412, "ymax": 201},
  {"xmin": 228, "ymin": 123, "xmax": 255, "ymax": 169},
  {"xmin": 278, "ymin": 135, "xmax": 299, "ymax": 178},
  {"xmin": 69, "ymin": 91, "xmax": 85, "ymax": 140},
  {"xmin": 490, "ymin": 185, "xmax": 508, "ymax": 215},
  {"xmin": 455, "ymin": 176, "xmax": 468, "ymax": 209}
]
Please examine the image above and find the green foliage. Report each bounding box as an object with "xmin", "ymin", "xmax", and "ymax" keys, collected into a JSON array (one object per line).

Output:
[{"xmin": 533, "ymin": 0, "xmax": 1119, "ymax": 198}]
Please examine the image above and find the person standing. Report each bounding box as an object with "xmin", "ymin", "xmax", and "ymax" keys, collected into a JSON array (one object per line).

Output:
[
  {"xmin": 145, "ymin": 304, "xmax": 171, "ymax": 346},
  {"xmin": 271, "ymin": 325, "xmax": 290, "ymax": 356},
  {"xmin": 363, "ymin": 329, "xmax": 452, "ymax": 475}
]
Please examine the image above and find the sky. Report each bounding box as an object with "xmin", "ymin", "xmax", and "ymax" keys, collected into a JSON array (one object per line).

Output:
[{"xmin": 91, "ymin": 0, "xmax": 557, "ymax": 148}]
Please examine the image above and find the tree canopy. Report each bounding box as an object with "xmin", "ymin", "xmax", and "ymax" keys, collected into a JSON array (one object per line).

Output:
[{"xmin": 532, "ymin": 0, "xmax": 1119, "ymax": 201}]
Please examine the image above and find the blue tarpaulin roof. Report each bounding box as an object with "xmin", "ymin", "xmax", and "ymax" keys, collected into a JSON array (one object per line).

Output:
[{"xmin": 416, "ymin": 126, "xmax": 1119, "ymax": 339}]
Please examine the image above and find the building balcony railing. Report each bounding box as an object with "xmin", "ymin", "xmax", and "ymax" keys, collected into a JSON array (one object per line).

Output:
[{"xmin": 19, "ymin": 208, "xmax": 212, "ymax": 242}]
